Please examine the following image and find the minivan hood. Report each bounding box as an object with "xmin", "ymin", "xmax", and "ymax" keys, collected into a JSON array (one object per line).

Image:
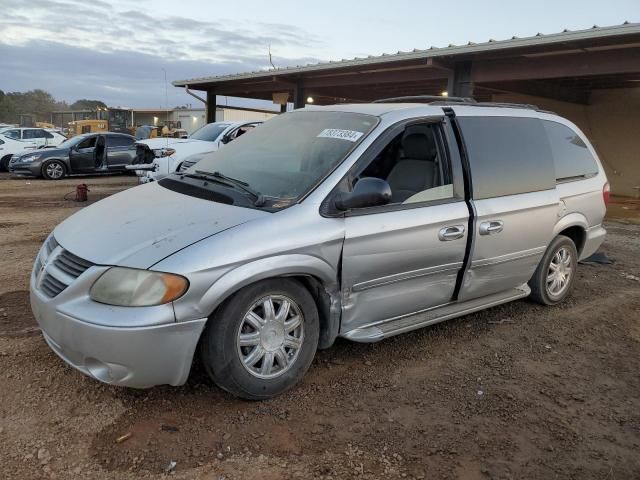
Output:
[{"xmin": 53, "ymin": 182, "xmax": 268, "ymax": 269}]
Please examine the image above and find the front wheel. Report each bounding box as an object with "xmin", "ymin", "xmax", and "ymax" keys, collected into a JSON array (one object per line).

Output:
[
  {"xmin": 529, "ymin": 235, "xmax": 578, "ymax": 305},
  {"xmin": 41, "ymin": 160, "xmax": 66, "ymax": 180},
  {"xmin": 200, "ymin": 279, "xmax": 319, "ymax": 400}
]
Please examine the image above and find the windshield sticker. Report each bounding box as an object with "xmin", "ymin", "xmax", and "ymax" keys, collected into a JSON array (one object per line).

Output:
[{"xmin": 317, "ymin": 129, "xmax": 364, "ymax": 142}]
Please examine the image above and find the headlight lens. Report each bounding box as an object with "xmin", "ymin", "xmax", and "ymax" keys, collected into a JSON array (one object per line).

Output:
[
  {"xmin": 153, "ymin": 147, "xmax": 176, "ymax": 158},
  {"xmin": 90, "ymin": 267, "xmax": 188, "ymax": 307},
  {"xmin": 21, "ymin": 154, "xmax": 41, "ymax": 163}
]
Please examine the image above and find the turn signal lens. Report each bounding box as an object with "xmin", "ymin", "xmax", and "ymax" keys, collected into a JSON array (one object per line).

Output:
[{"xmin": 90, "ymin": 267, "xmax": 188, "ymax": 307}]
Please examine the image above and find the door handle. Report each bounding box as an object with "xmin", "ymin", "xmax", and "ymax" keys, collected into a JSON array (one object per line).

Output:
[
  {"xmin": 438, "ymin": 225, "xmax": 465, "ymax": 241},
  {"xmin": 479, "ymin": 220, "xmax": 504, "ymax": 235}
]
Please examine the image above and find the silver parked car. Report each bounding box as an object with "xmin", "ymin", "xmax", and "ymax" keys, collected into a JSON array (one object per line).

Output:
[{"xmin": 30, "ymin": 99, "xmax": 608, "ymax": 399}]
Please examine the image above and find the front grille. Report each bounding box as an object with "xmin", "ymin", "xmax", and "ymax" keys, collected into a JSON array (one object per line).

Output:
[
  {"xmin": 40, "ymin": 273, "xmax": 67, "ymax": 297},
  {"xmin": 54, "ymin": 250, "xmax": 93, "ymax": 278},
  {"xmin": 45, "ymin": 235, "xmax": 58, "ymax": 256},
  {"xmin": 35, "ymin": 236, "xmax": 94, "ymax": 298}
]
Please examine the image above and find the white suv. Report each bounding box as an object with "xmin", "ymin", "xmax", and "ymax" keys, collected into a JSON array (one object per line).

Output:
[
  {"xmin": 134, "ymin": 121, "xmax": 262, "ymax": 183},
  {"xmin": 0, "ymin": 128, "xmax": 66, "ymax": 171}
]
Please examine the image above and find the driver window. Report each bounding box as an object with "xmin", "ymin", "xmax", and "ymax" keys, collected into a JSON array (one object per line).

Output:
[
  {"xmin": 355, "ymin": 123, "xmax": 453, "ymax": 206},
  {"xmin": 229, "ymin": 124, "xmax": 255, "ymax": 141},
  {"xmin": 77, "ymin": 137, "xmax": 97, "ymax": 149}
]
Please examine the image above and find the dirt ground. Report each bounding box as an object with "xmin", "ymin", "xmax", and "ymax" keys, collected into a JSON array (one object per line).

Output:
[{"xmin": 0, "ymin": 173, "xmax": 639, "ymax": 480}]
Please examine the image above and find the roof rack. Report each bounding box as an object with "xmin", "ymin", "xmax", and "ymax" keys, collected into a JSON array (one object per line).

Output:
[
  {"xmin": 372, "ymin": 95, "xmax": 476, "ymax": 104},
  {"xmin": 474, "ymin": 102, "xmax": 540, "ymax": 110}
]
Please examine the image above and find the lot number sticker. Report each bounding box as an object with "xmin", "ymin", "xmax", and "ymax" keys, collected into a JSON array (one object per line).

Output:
[{"xmin": 317, "ymin": 129, "xmax": 364, "ymax": 142}]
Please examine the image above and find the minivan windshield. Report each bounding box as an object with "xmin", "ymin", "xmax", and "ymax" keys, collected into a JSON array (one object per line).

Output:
[
  {"xmin": 190, "ymin": 122, "xmax": 231, "ymax": 142},
  {"xmin": 186, "ymin": 111, "xmax": 377, "ymax": 203}
]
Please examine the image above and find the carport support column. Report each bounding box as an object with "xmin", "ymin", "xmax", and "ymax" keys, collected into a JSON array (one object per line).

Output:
[
  {"xmin": 293, "ymin": 83, "xmax": 306, "ymax": 109},
  {"xmin": 206, "ymin": 90, "xmax": 217, "ymax": 123},
  {"xmin": 447, "ymin": 61, "xmax": 474, "ymax": 99}
]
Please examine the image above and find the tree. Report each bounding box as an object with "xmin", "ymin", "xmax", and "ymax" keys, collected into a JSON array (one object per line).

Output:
[
  {"xmin": 0, "ymin": 89, "xmax": 63, "ymax": 124},
  {"xmin": 70, "ymin": 99, "xmax": 107, "ymax": 110}
]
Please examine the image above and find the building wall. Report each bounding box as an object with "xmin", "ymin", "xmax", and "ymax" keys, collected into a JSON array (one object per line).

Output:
[
  {"xmin": 173, "ymin": 109, "xmax": 207, "ymax": 133},
  {"xmin": 215, "ymin": 108, "xmax": 277, "ymax": 122},
  {"xmin": 492, "ymin": 88, "xmax": 640, "ymax": 197}
]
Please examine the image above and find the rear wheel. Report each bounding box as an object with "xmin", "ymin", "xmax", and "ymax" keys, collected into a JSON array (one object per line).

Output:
[
  {"xmin": 200, "ymin": 279, "xmax": 319, "ymax": 400},
  {"xmin": 529, "ymin": 235, "xmax": 578, "ymax": 305},
  {"xmin": 41, "ymin": 160, "xmax": 66, "ymax": 180},
  {"xmin": 0, "ymin": 155, "xmax": 12, "ymax": 172}
]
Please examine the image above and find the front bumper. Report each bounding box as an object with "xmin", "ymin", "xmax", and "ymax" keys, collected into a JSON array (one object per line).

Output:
[
  {"xmin": 30, "ymin": 259, "xmax": 207, "ymax": 388},
  {"xmin": 9, "ymin": 159, "xmax": 41, "ymax": 176}
]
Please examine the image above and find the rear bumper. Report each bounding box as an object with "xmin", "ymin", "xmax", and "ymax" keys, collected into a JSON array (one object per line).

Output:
[
  {"xmin": 580, "ymin": 224, "xmax": 607, "ymax": 260},
  {"xmin": 31, "ymin": 286, "xmax": 207, "ymax": 388}
]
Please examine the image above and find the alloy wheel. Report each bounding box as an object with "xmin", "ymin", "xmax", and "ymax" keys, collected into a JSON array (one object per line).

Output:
[
  {"xmin": 46, "ymin": 162, "xmax": 64, "ymax": 179},
  {"xmin": 236, "ymin": 294, "xmax": 304, "ymax": 379},
  {"xmin": 546, "ymin": 247, "xmax": 573, "ymax": 297}
]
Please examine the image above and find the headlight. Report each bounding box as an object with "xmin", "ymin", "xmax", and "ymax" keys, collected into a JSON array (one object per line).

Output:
[
  {"xmin": 90, "ymin": 267, "xmax": 188, "ymax": 307},
  {"xmin": 153, "ymin": 147, "xmax": 176, "ymax": 158},
  {"xmin": 21, "ymin": 154, "xmax": 41, "ymax": 163}
]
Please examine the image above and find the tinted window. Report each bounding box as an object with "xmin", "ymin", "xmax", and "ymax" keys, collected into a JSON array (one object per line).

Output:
[
  {"xmin": 107, "ymin": 135, "xmax": 134, "ymax": 147},
  {"xmin": 23, "ymin": 130, "xmax": 38, "ymax": 139},
  {"xmin": 43, "ymin": 131, "xmax": 54, "ymax": 139},
  {"xmin": 458, "ymin": 116, "xmax": 555, "ymax": 199},
  {"xmin": 4, "ymin": 129, "xmax": 20, "ymax": 140},
  {"xmin": 77, "ymin": 137, "xmax": 97, "ymax": 149},
  {"xmin": 542, "ymin": 121, "xmax": 598, "ymax": 181}
]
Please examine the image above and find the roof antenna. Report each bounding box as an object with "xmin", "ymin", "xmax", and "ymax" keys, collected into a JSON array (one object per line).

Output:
[{"xmin": 268, "ymin": 45, "xmax": 276, "ymax": 70}]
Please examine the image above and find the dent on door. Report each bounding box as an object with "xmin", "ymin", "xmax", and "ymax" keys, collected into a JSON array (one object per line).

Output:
[{"xmin": 340, "ymin": 201, "xmax": 469, "ymax": 332}]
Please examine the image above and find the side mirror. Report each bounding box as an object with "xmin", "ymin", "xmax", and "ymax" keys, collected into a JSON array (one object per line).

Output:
[
  {"xmin": 220, "ymin": 134, "xmax": 231, "ymax": 145},
  {"xmin": 334, "ymin": 177, "xmax": 392, "ymax": 211}
]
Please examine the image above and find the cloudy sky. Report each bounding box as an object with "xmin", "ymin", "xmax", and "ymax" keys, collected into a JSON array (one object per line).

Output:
[{"xmin": 1, "ymin": 0, "xmax": 637, "ymax": 109}]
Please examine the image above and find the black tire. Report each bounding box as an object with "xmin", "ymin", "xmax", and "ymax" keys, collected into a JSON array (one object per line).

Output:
[
  {"xmin": 0, "ymin": 155, "xmax": 12, "ymax": 172},
  {"xmin": 529, "ymin": 235, "xmax": 578, "ymax": 305},
  {"xmin": 200, "ymin": 278, "xmax": 319, "ymax": 400},
  {"xmin": 41, "ymin": 160, "xmax": 66, "ymax": 180}
]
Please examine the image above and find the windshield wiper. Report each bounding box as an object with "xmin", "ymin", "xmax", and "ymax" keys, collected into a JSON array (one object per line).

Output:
[{"xmin": 183, "ymin": 170, "xmax": 265, "ymax": 206}]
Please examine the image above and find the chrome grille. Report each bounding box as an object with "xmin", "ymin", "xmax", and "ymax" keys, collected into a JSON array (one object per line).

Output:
[
  {"xmin": 40, "ymin": 273, "xmax": 67, "ymax": 298},
  {"xmin": 35, "ymin": 236, "xmax": 94, "ymax": 298},
  {"xmin": 54, "ymin": 250, "xmax": 93, "ymax": 278},
  {"xmin": 45, "ymin": 235, "xmax": 59, "ymax": 256}
]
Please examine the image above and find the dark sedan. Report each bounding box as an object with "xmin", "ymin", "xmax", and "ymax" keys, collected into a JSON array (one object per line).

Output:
[{"xmin": 9, "ymin": 132, "xmax": 137, "ymax": 180}]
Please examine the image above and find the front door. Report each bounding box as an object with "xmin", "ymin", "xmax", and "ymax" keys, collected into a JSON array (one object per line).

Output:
[
  {"xmin": 339, "ymin": 118, "xmax": 468, "ymax": 332},
  {"xmin": 69, "ymin": 136, "xmax": 97, "ymax": 172},
  {"xmin": 453, "ymin": 111, "xmax": 559, "ymax": 301}
]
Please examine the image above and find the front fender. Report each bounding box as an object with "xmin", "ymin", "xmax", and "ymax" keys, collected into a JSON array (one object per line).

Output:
[{"xmin": 197, "ymin": 254, "xmax": 339, "ymax": 317}]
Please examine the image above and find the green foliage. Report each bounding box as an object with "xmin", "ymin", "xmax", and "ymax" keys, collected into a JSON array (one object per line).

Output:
[
  {"xmin": 0, "ymin": 90, "xmax": 108, "ymax": 125},
  {"xmin": 69, "ymin": 99, "xmax": 107, "ymax": 110}
]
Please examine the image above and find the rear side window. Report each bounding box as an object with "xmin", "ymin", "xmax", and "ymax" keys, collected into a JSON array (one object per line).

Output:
[
  {"xmin": 107, "ymin": 136, "xmax": 134, "ymax": 147},
  {"xmin": 458, "ymin": 116, "xmax": 555, "ymax": 199},
  {"xmin": 542, "ymin": 120, "xmax": 598, "ymax": 181},
  {"xmin": 4, "ymin": 129, "xmax": 20, "ymax": 139}
]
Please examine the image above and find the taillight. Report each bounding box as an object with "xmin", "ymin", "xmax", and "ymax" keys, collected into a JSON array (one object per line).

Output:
[{"xmin": 603, "ymin": 182, "xmax": 610, "ymax": 206}]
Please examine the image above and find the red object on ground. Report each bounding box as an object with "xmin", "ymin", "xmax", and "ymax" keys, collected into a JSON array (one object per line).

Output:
[{"xmin": 75, "ymin": 184, "xmax": 89, "ymax": 202}]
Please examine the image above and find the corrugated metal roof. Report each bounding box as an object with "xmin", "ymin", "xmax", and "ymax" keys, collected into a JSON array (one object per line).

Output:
[{"xmin": 173, "ymin": 22, "xmax": 640, "ymax": 87}]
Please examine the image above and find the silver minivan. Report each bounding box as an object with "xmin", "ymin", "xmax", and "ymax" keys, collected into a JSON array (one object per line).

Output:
[{"xmin": 30, "ymin": 100, "xmax": 608, "ymax": 399}]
